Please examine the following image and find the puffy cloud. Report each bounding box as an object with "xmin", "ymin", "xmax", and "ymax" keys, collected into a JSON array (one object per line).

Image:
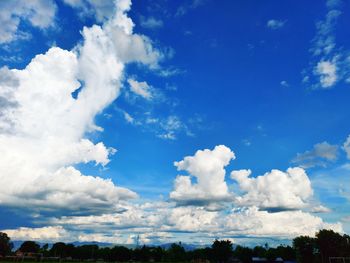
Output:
[
  {"xmin": 222, "ymin": 206, "xmax": 342, "ymax": 238},
  {"xmin": 127, "ymin": 79, "xmax": 153, "ymax": 100},
  {"xmin": 0, "ymin": 0, "xmax": 163, "ymax": 215},
  {"xmin": 170, "ymin": 145, "xmax": 235, "ymax": 207},
  {"xmin": 3, "ymin": 226, "xmax": 69, "ymax": 242},
  {"xmin": 0, "ymin": 0, "xmax": 56, "ymax": 43},
  {"xmin": 266, "ymin": 19, "xmax": 285, "ymax": 30},
  {"xmin": 292, "ymin": 141, "xmax": 339, "ymax": 168},
  {"xmin": 165, "ymin": 206, "xmax": 219, "ymax": 232},
  {"xmin": 140, "ymin": 16, "xmax": 163, "ymax": 29},
  {"xmin": 231, "ymin": 168, "xmax": 313, "ymax": 211},
  {"xmin": 315, "ymin": 60, "xmax": 338, "ymax": 88},
  {"xmin": 14, "ymin": 203, "xmax": 341, "ymax": 244}
]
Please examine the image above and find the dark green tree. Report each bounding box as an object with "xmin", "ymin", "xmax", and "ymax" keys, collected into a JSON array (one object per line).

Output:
[
  {"xmin": 110, "ymin": 246, "xmax": 131, "ymax": 262},
  {"xmin": 211, "ymin": 240, "xmax": 233, "ymax": 263},
  {"xmin": 252, "ymin": 246, "xmax": 267, "ymax": 258},
  {"xmin": 166, "ymin": 243, "xmax": 187, "ymax": 262},
  {"xmin": 50, "ymin": 242, "xmax": 75, "ymax": 258},
  {"xmin": 233, "ymin": 245, "xmax": 252, "ymax": 263},
  {"xmin": 275, "ymin": 245, "xmax": 295, "ymax": 261},
  {"xmin": 150, "ymin": 246, "xmax": 165, "ymax": 262},
  {"xmin": 316, "ymin": 229, "xmax": 350, "ymax": 262},
  {"xmin": 19, "ymin": 241, "xmax": 40, "ymax": 253},
  {"xmin": 0, "ymin": 232, "xmax": 13, "ymax": 256},
  {"xmin": 293, "ymin": 236, "xmax": 317, "ymax": 263}
]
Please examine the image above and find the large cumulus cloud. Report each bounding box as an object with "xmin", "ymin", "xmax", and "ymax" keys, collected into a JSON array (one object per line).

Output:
[
  {"xmin": 0, "ymin": 0, "xmax": 162, "ymax": 215},
  {"xmin": 170, "ymin": 145, "xmax": 235, "ymax": 207},
  {"xmin": 231, "ymin": 168, "xmax": 313, "ymax": 211}
]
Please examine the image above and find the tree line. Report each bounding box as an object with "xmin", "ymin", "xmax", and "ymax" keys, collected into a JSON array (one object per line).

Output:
[{"xmin": 0, "ymin": 229, "xmax": 349, "ymax": 263}]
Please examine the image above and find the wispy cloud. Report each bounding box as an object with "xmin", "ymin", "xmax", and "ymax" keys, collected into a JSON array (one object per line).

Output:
[
  {"xmin": 127, "ymin": 78, "xmax": 154, "ymax": 100},
  {"xmin": 305, "ymin": 0, "xmax": 350, "ymax": 89},
  {"xmin": 267, "ymin": 19, "xmax": 286, "ymax": 30},
  {"xmin": 140, "ymin": 16, "xmax": 163, "ymax": 29},
  {"xmin": 175, "ymin": 0, "xmax": 206, "ymax": 17},
  {"xmin": 292, "ymin": 141, "xmax": 339, "ymax": 168}
]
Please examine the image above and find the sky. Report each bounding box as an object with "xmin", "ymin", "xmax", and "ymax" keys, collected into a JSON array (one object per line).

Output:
[{"xmin": 0, "ymin": 0, "xmax": 350, "ymax": 247}]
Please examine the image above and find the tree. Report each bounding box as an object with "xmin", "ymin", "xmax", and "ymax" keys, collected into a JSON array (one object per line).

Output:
[
  {"xmin": 234, "ymin": 245, "xmax": 252, "ymax": 263},
  {"xmin": 0, "ymin": 232, "xmax": 13, "ymax": 256},
  {"xmin": 252, "ymin": 246, "xmax": 267, "ymax": 258},
  {"xmin": 50, "ymin": 242, "xmax": 75, "ymax": 258},
  {"xmin": 110, "ymin": 246, "xmax": 131, "ymax": 262},
  {"xmin": 150, "ymin": 246, "xmax": 165, "ymax": 262},
  {"xmin": 275, "ymin": 245, "xmax": 295, "ymax": 261},
  {"xmin": 166, "ymin": 243, "xmax": 187, "ymax": 262},
  {"xmin": 19, "ymin": 241, "xmax": 40, "ymax": 253},
  {"xmin": 212, "ymin": 240, "xmax": 233, "ymax": 263},
  {"xmin": 293, "ymin": 236, "xmax": 317, "ymax": 263},
  {"xmin": 316, "ymin": 229, "xmax": 349, "ymax": 262}
]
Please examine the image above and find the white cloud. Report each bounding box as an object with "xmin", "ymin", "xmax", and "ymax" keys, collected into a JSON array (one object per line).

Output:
[
  {"xmin": 1, "ymin": 144, "xmax": 341, "ymax": 244},
  {"xmin": 123, "ymin": 111, "xmax": 135, "ymax": 124},
  {"xmin": 62, "ymin": 0, "xmax": 115, "ymax": 22},
  {"xmin": 306, "ymin": 2, "xmax": 350, "ymax": 89},
  {"xmin": 292, "ymin": 141, "xmax": 338, "ymax": 168},
  {"xmin": 222, "ymin": 206, "xmax": 342, "ymax": 238},
  {"xmin": 0, "ymin": 0, "xmax": 57, "ymax": 44},
  {"xmin": 158, "ymin": 115, "xmax": 185, "ymax": 140},
  {"xmin": 140, "ymin": 16, "xmax": 163, "ymax": 29},
  {"xmin": 170, "ymin": 145, "xmax": 235, "ymax": 206},
  {"xmin": 8, "ymin": 202, "xmax": 341, "ymax": 244},
  {"xmin": 311, "ymin": 10, "xmax": 341, "ymax": 57},
  {"xmin": 310, "ymin": 205, "xmax": 331, "ymax": 213},
  {"xmin": 342, "ymin": 135, "xmax": 350, "ymax": 159},
  {"xmin": 280, "ymin": 80, "xmax": 289, "ymax": 88},
  {"xmin": 267, "ymin": 19, "xmax": 285, "ymax": 30},
  {"xmin": 3, "ymin": 226, "xmax": 69, "ymax": 242},
  {"xmin": 315, "ymin": 60, "xmax": 337, "ymax": 88},
  {"xmin": 0, "ymin": 0, "xmax": 163, "ymax": 215},
  {"xmin": 127, "ymin": 78, "xmax": 153, "ymax": 100},
  {"xmin": 231, "ymin": 168, "xmax": 313, "ymax": 211}
]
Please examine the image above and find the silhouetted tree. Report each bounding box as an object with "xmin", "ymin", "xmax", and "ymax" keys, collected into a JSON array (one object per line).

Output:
[
  {"xmin": 189, "ymin": 247, "xmax": 211, "ymax": 261},
  {"xmin": 252, "ymin": 246, "xmax": 267, "ymax": 258},
  {"xmin": 0, "ymin": 232, "xmax": 13, "ymax": 256},
  {"xmin": 50, "ymin": 242, "xmax": 75, "ymax": 258},
  {"xmin": 19, "ymin": 241, "xmax": 40, "ymax": 253},
  {"xmin": 316, "ymin": 229, "xmax": 350, "ymax": 262},
  {"xmin": 275, "ymin": 245, "xmax": 295, "ymax": 261},
  {"xmin": 234, "ymin": 245, "xmax": 253, "ymax": 263},
  {"xmin": 40, "ymin": 243, "xmax": 49, "ymax": 257},
  {"xmin": 166, "ymin": 243, "xmax": 186, "ymax": 262},
  {"xmin": 150, "ymin": 246, "xmax": 165, "ymax": 262},
  {"xmin": 211, "ymin": 240, "xmax": 233, "ymax": 263},
  {"xmin": 111, "ymin": 246, "xmax": 131, "ymax": 262},
  {"xmin": 293, "ymin": 236, "xmax": 317, "ymax": 263}
]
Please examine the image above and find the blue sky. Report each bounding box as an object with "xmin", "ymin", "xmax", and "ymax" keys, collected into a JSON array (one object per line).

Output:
[{"xmin": 0, "ymin": 0, "xmax": 350, "ymax": 247}]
